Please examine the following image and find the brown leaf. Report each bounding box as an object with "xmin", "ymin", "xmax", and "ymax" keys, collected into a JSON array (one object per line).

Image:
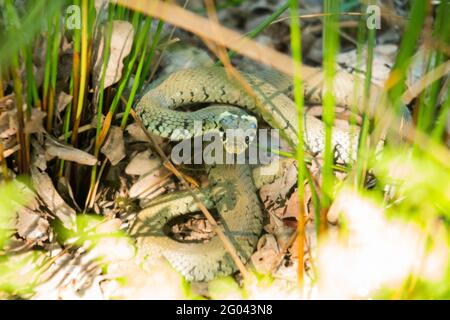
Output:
[
  {"xmin": 101, "ymin": 126, "xmax": 126, "ymax": 166},
  {"xmin": 93, "ymin": 20, "xmax": 134, "ymax": 89},
  {"xmin": 0, "ymin": 94, "xmax": 15, "ymax": 112},
  {"xmin": 284, "ymin": 190, "xmax": 299, "ymax": 219},
  {"xmin": 45, "ymin": 136, "xmax": 98, "ymax": 166},
  {"xmin": 259, "ymin": 161, "xmax": 297, "ymax": 218},
  {"xmin": 129, "ymin": 166, "xmax": 172, "ymax": 200},
  {"xmin": 251, "ymin": 234, "xmax": 279, "ymax": 274},
  {"xmin": 57, "ymin": 91, "xmax": 72, "ymax": 112},
  {"xmin": 16, "ymin": 208, "xmax": 49, "ymax": 242},
  {"xmin": 126, "ymin": 123, "xmax": 150, "ymax": 142},
  {"xmin": 31, "ymin": 167, "xmax": 77, "ymax": 230},
  {"xmin": 125, "ymin": 150, "xmax": 163, "ymax": 176},
  {"xmin": 125, "ymin": 123, "xmax": 166, "ymax": 146}
]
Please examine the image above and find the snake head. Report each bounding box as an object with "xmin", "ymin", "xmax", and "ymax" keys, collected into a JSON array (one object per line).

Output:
[{"xmin": 217, "ymin": 111, "xmax": 258, "ymax": 154}]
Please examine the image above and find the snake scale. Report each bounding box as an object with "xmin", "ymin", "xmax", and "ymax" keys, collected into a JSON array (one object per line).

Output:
[{"xmin": 130, "ymin": 66, "xmax": 362, "ymax": 281}]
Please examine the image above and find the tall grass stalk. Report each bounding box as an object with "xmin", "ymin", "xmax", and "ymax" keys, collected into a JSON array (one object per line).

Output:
[
  {"xmin": 87, "ymin": 12, "xmax": 153, "ymax": 207},
  {"xmin": 417, "ymin": 0, "xmax": 449, "ymax": 135},
  {"xmin": 288, "ymin": 0, "xmax": 306, "ymax": 286},
  {"xmin": 432, "ymin": 94, "xmax": 450, "ymax": 143},
  {"xmin": 0, "ymin": 66, "xmax": 4, "ymax": 98},
  {"xmin": 0, "ymin": 142, "xmax": 8, "ymax": 180},
  {"xmin": 11, "ymin": 55, "xmax": 28, "ymax": 173},
  {"xmin": 86, "ymin": 5, "xmax": 114, "ymax": 205},
  {"xmin": 354, "ymin": 2, "xmax": 375, "ymax": 189},
  {"xmin": 321, "ymin": 0, "xmax": 339, "ymax": 230},
  {"xmin": 121, "ymin": 17, "xmax": 152, "ymax": 128},
  {"xmin": 96, "ymin": 12, "xmax": 151, "ymax": 143},
  {"xmin": 59, "ymin": 0, "xmax": 83, "ymax": 176},
  {"xmin": 94, "ymin": 7, "xmax": 115, "ymax": 149},
  {"xmin": 71, "ymin": 0, "xmax": 90, "ymax": 146},
  {"xmin": 46, "ymin": 14, "xmax": 61, "ymax": 132},
  {"xmin": 42, "ymin": 13, "xmax": 54, "ymax": 113},
  {"xmin": 99, "ymin": 11, "xmax": 141, "ymax": 122},
  {"xmin": 139, "ymin": 19, "xmax": 163, "ymax": 91},
  {"xmin": 386, "ymin": 0, "xmax": 427, "ymax": 130},
  {"xmin": 349, "ymin": 14, "xmax": 365, "ymax": 188},
  {"xmin": 2, "ymin": 0, "xmax": 29, "ymax": 173},
  {"xmin": 24, "ymin": 45, "xmax": 40, "ymax": 110}
]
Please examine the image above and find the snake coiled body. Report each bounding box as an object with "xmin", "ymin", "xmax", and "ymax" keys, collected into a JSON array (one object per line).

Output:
[
  {"xmin": 131, "ymin": 165, "xmax": 261, "ymax": 281},
  {"xmin": 131, "ymin": 66, "xmax": 361, "ymax": 281},
  {"xmin": 135, "ymin": 66, "xmax": 360, "ymax": 162}
]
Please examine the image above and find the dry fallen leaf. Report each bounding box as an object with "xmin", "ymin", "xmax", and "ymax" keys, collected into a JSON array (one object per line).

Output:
[
  {"xmin": 101, "ymin": 126, "xmax": 126, "ymax": 166},
  {"xmin": 57, "ymin": 91, "xmax": 72, "ymax": 113},
  {"xmin": 126, "ymin": 150, "xmax": 164, "ymax": 176},
  {"xmin": 45, "ymin": 136, "xmax": 98, "ymax": 166},
  {"xmin": 93, "ymin": 20, "xmax": 134, "ymax": 89},
  {"xmin": 16, "ymin": 208, "xmax": 49, "ymax": 242},
  {"xmin": 283, "ymin": 189, "xmax": 299, "ymax": 219},
  {"xmin": 31, "ymin": 167, "xmax": 77, "ymax": 231},
  {"xmin": 0, "ymin": 111, "xmax": 16, "ymax": 150},
  {"xmin": 251, "ymin": 234, "xmax": 279, "ymax": 274},
  {"xmin": 259, "ymin": 161, "xmax": 297, "ymax": 218},
  {"xmin": 126, "ymin": 123, "xmax": 149, "ymax": 142},
  {"xmin": 129, "ymin": 166, "xmax": 173, "ymax": 200},
  {"xmin": 0, "ymin": 94, "xmax": 15, "ymax": 112},
  {"xmin": 7, "ymin": 107, "xmax": 46, "ymax": 135}
]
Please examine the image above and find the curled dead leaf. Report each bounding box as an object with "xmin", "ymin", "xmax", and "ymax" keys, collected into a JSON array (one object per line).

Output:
[
  {"xmin": 45, "ymin": 136, "xmax": 98, "ymax": 166},
  {"xmin": 31, "ymin": 166, "xmax": 77, "ymax": 231},
  {"xmin": 16, "ymin": 208, "xmax": 49, "ymax": 242},
  {"xmin": 126, "ymin": 123, "xmax": 150, "ymax": 142},
  {"xmin": 251, "ymin": 234, "xmax": 279, "ymax": 274},
  {"xmin": 125, "ymin": 150, "xmax": 164, "ymax": 176},
  {"xmin": 129, "ymin": 166, "xmax": 172, "ymax": 200},
  {"xmin": 101, "ymin": 126, "xmax": 126, "ymax": 166},
  {"xmin": 57, "ymin": 91, "xmax": 72, "ymax": 112},
  {"xmin": 259, "ymin": 161, "xmax": 297, "ymax": 218},
  {"xmin": 93, "ymin": 20, "xmax": 134, "ymax": 89}
]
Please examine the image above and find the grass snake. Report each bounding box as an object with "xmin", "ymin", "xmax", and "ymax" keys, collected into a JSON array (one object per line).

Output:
[{"xmin": 130, "ymin": 66, "xmax": 366, "ymax": 281}]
